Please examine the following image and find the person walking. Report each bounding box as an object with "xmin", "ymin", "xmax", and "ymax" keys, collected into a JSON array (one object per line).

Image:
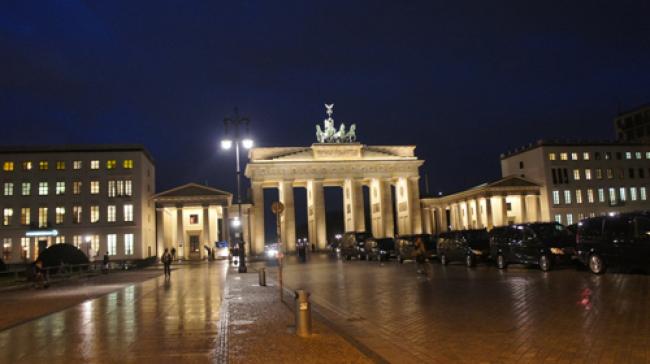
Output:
[
  {"xmin": 171, "ymin": 247, "xmax": 176, "ymax": 261},
  {"xmin": 162, "ymin": 248, "xmax": 173, "ymax": 279},
  {"xmin": 414, "ymin": 237, "xmax": 427, "ymax": 275},
  {"xmin": 102, "ymin": 252, "xmax": 110, "ymax": 274}
]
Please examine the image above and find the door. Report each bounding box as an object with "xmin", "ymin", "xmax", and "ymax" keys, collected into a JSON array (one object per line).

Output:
[{"xmin": 189, "ymin": 235, "xmax": 200, "ymax": 259}]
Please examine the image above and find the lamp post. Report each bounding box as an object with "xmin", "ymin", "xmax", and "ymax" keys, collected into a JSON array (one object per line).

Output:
[{"xmin": 221, "ymin": 107, "xmax": 254, "ymax": 273}]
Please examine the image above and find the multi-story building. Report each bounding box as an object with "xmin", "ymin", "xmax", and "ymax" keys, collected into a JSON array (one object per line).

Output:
[
  {"xmin": 0, "ymin": 145, "xmax": 156, "ymax": 263},
  {"xmin": 501, "ymin": 140, "xmax": 650, "ymax": 225},
  {"xmin": 615, "ymin": 104, "xmax": 650, "ymax": 142}
]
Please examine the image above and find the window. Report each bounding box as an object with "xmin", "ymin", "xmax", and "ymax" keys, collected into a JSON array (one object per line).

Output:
[
  {"xmin": 106, "ymin": 160, "xmax": 117, "ymax": 169},
  {"xmin": 21, "ymin": 182, "xmax": 30, "ymax": 196},
  {"xmin": 552, "ymin": 191, "xmax": 560, "ymax": 205},
  {"xmin": 125, "ymin": 180, "xmax": 132, "ymax": 196},
  {"xmin": 3, "ymin": 238, "xmax": 12, "ymax": 261},
  {"xmin": 519, "ymin": 161, "xmax": 524, "ymax": 169},
  {"xmin": 4, "ymin": 182, "xmax": 13, "ymax": 196},
  {"xmin": 189, "ymin": 214, "xmax": 199, "ymax": 224},
  {"xmin": 573, "ymin": 169, "xmax": 580, "ymax": 180},
  {"xmin": 3, "ymin": 208, "xmax": 13, "ymax": 226},
  {"xmin": 107, "ymin": 234, "xmax": 117, "ymax": 256},
  {"xmin": 90, "ymin": 181, "xmax": 99, "ymax": 194},
  {"xmin": 606, "ymin": 169, "xmax": 613, "ymax": 179},
  {"xmin": 55, "ymin": 181, "xmax": 65, "ymax": 195},
  {"xmin": 107, "ymin": 205, "xmax": 116, "ymax": 222},
  {"xmin": 90, "ymin": 206, "xmax": 100, "ymax": 223},
  {"xmin": 73, "ymin": 235, "xmax": 82, "ymax": 249},
  {"xmin": 564, "ymin": 190, "xmax": 572, "ymax": 204},
  {"xmin": 560, "ymin": 153, "xmax": 568, "ymax": 161},
  {"xmin": 629, "ymin": 168, "xmax": 635, "ymax": 179},
  {"xmin": 124, "ymin": 234, "xmax": 134, "ymax": 255},
  {"xmin": 598, "ymin": 188, "xmax": 605, "ymax": 203},
  {"xmin": 609, "ymin": 188, "xmax": 617, "ymax": 204},
  {"xmin": 631, "ymin": 187, "xmax": 638, "ymax": 201},
  {"xmin": 578, "ymin": 213, "xmax": 585, "ymax": 221},
  {"xmin": 39, "ymin": 161, "xmax": 48, "ymax": 170},
  {"xmin": 636, "ymin": 152, "xmax": 642, "ymax": 160},
  {"xmin": 620, "ymin": 187, "xmax": 627, "ymax": 202},
  {"xmin": 55, "ymin": 207, "xmax": 65, "ymax": 224},
  {"xmin": 583, "ymin": 152, "xmax": 590, "ymax": 160},
  {"xmin": 587, "ymin": 189, "xmax": 595, "ymax": 203},
  {"xmin": 55, "ymin": 236, "xmax": 65, "ymax": 245},
  {"xmin": 3, "ymin": 161, "xmax": 14, "ymax": 171},
  {"xmin": 38, "ymin": 207, "xmax": 48, "ymax": 227},
  {"xmin": 73, "ymin": 160, "xmax": 82, "ymax": 170},
  {"xmin": 640, "ymin": 169, "xmax": 645, "ymax": 179},
  {"xmin": 554, "ymin": 214, "xmax": 562, "ymax": 224},
  {"xmin": 72, "ymin": 206, "xmax": 82, "ymax": 224},
  {"xmin": 90, "ymin": 160, "xmax": 99, "ymax": 169},
  {"xmin": 90, "ymin": 235, "xmax": 99, "ymax": 256},
  {"xmin": 576, "ymin": 190, "xmax": 583, "ymax": 204},
  {"xmin": 123, "ymin": 160, "xmax": 134, "ymax": 169},
  {"xmin": 108, "ymin": 180, "xmax": 116, "ymax": 197},
  {"xmin": 38, "ymin": 182, "xmax": 48, "ymax": 195},
  {"xmin": 116, "ymin": 180, "xmax": 124, "ymax": 196},
  {"xmin": 548, "ymin": 153, "xmax": 556, "ymax": 161},
  {"xmin": 571, "ymin": 152, "xmax": 578, "ymax": 161},
  {"xmin": 625, "ymin": 152, "xmax": 632, "ymax": 160},
  {"xmin": 22, "ymin": 161, "xmax": 32, "ymax": 170},
  {"xmin": 641, "ymin": 187, "xmax": 647, "ymax": 201},
  {"xmin": 124, "ymin": 204, "xmax": 133, "ymax": 222},
  {"xmin": 566, "ymin": 214, "xmax": 574, "ymax": 225},
  {"xmin": 595, "ymin": 169, "xmax": 603, "ymax": 179},
  {"xmin": 21, "ymin": 208, "xmax": 30, "ymax": 225},
  {"xmin": 584, "ymin": 169, "xmax": 592, "ymax": 180},
  {"xmin": 73, "ymin": 181, "xmax": 82, "ymax": 195},
  {"xmin": 605, "ymin": 152, "xmax": 612, "ymax": 160},
  {"xmin": 21, "ymin": 237, "xmax": 30, "ymax": 259},
  {"xmin": 56, "ymin": 161, "xmax": 65, "ymax": 170},
  {"xmin": 647, "ymin": 152, "xmax": 650, "ymax": 160},
  {"xmin": 595, "ymin": 152, "xmax": 601, "ymax": 160}
]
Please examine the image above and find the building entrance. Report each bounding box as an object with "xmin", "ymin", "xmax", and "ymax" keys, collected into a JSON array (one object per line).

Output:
[{"xmin": 189, "ymin": 235, "xmax": 200, "ymax": 259}]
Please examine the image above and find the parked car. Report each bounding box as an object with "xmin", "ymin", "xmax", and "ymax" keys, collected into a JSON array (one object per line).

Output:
[
  {"xmin": 576, "ymin": 212, "xmax": 650, "ymax": 274},
  {"xmin": 437, "ymin": 229, "xmax": 490, "ymax": 267},
  {"xmin": 340, "ymin": 232, "xmax": 373, "ymax": 260},
  {"xmin": 366, "ymin": 237, "xmax": 396, "ymax": 261},
  {"xmin": 489, "ymin": 222, "xmax": 574, "ymax": 272},
  {"xmin": 395, "ymin": 234, "xmax": 436, "ymax": 263}
]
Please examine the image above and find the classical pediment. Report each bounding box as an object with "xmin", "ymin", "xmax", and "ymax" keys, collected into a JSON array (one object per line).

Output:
[
  {"xmin": 487, "ymin": 176, "xmax": 540, "ymax": 188},
  {"xmin": 153, "ymin": 183, "xmax": 232, "ymax": 199}
]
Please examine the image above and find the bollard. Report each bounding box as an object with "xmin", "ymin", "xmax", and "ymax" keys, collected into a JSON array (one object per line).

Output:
[
  {"xmin": 258, "ymin": 267, "xmax": 266, "ymax": 286},
  {"xmin": 294, "ymin": 289, "xmax": 312, "ymax": 337}
]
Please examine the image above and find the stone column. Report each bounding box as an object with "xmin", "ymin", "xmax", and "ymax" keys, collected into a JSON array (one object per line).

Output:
[
  {"xmin": 176, "ymin": 205, "xmax": 184, "ymax": 258},
  {"xmin": 156, "ymin": 207, "xmax": 164, "ymax": 257},
  {"xmin": 517, "ymin": 194, "xmax": 527, "ymax": 223},
  {"xmin": 370, "ymin": 178, "xmax": 394, "ymax": 238},
  {"xmin": 251, "ymin": 182, "xmax": 265, "ymax": 256},
  {"xmin": 223, "ymin": 207, "xmax": 230, "ymax": 246},
  {"xmin": 343, "ymin": 179, "xmax": 365, "ymax": 232},
  {"xmin": 485, "ymin": 197, "xmax": 494, "ymax": 230},
  {"xmin": 307, "ymin": 180, "xmax": 327, "ymax": 250},
  {"xmin": 202, "ymin": 204, "xmax": 210, "ymax": 259},
  {"xmin": 409, "ymin": 177, "xmax": 423, "ymax": 234},
  {"xmin": 440, "ymin": 207, "xmax": 448, "ymax": 232},
  {"xmin": 278, "ymin": 181, "xmax": 296, "ymax": 253},
  {"xmin": 535, "ymin": 195, "xmax": 543, "ymax": 222},
  {"xmin": 450, "ymin": 204, "xmax": 457, "ymax": 230},
  {"xmin": 500, "ymin": 195, "xmax": 508, "ymax": 226},
  {"xmin": 422, "ymin": 207, "xmax": 432, "ymax": 234}
]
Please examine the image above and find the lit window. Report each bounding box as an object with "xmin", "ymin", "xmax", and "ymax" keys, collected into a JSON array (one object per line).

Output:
[
  {"xmin": 4, "ymin": 182, "xmax": 13, "ymax": 196},
  {"xmin": 56, "ymin": 181, "xmax": 65, "ymax": 195},
  {"xmin": 587, "ymin": 189, "xmax": 594, "ymax": 203},
  {"xmin": 124, "ymin": 204, "xmax": 134, "ymax": 222},
  {"xmin": 73, "ymin": 235, "xmax": 82, "ymax": 249},
  {"xmin": 106, "ymin": 160, "xmax": 117, "ymax": 169},
  {"xmin": 73, "ymin": 181, "xmax": 82, "ymax": 195},
  {"xmin": 22, "ymin": 161, "xmax": 32, "ymax": 170},
  {"xmin": 646, "ymin": 152, "xmax": 650, "ymax": 159},
  {"xmin": 609, "ymin": 188, "xmax": 617, "ymax": 204},
  {"xmin": 578, "ymin": 213, "xmax": 585, "ymax": 221},
  {"xmin": 55, "ymin": 236, "xmax": 65, "ymax": 245},
  {"xmin": 584, "ymin": 169, "xmax": 592, "ymax": 180},
  {"xmin": 90, "ymin": 160, "xmax": 99, "ymax": 169},
  {"xmin": 124, "ymin": 234, "xmax": 134, "ymax": 255},
  {"xmin": 55, "ymin": 207, "xmax": 65, "ymax": 224},
  {"xmin": 560, "ymin": 153, "xmax": 568, "ymax": 161},
  {"xmin": 552, "ymin": 190, "xmax": 560, "ymax": 205},
  {"xmin": 21, "ymin": 182, "xmax": 30, "ymax": 196},
  {"xmin": 619, "ymin": 188, "xmax": 627, "ymax": 202},
  {"xmin": 606, "ymin": 169, "xmax": 613, "ymax": 179},
  {"xmin": 108, "ymin": 180, "xmax": 116, "ymax": 197},
  {"xmin": 583, "ymin": 152, "xmax": 590, "ymax": 160},
  {"xmin": 566, "ymin": 214, "xmax": 574, "ymax": 225},
  {"xmin": 72, "ymin": 206, "xmax": 82, "ymax": 224},
  {"xmin": 90, "ymin": 235, "xmax": 99, "ymax": 256},
  {"xmin": 641, "ymin": 187, "xmax": 647, "ymax": 201},
  {"xmin": 3, "ymin": 238, "xmax": 12, "ymax": 261},
  {"xmin": 90, "ymin": 206, "xmax": 100, "ymax": 223},
  {"xmin": 3, "ymin": 208, "xmax": 13, "ymax": 226},
  {"xmin": 107, "ymin": 234, "xmax": 117, "ymax": 256},
  {"xmin": 598, "ymin": 188, "xmax": 605, "ymax": 202},
  {"xmin": 625, "ymin": 152, "xmax": 632, "ymax": 160},
  {"xmin": 595, "ymin": 169, "xmax": 603, "ymax": 179},
  {"xmin": 38, "ymin": 182, "xmax": 48, "ymax": 195},
  {"xmin": 125, "ymin": 180, "xmax": 132, "ymax": 196},
  {"xmin": 73, "ymin": 160, "xmax": 82, "ymax": 170},
  {"xmin": 589, "ymin": 212, "xmax": 596, "ymax": 218},
  {"xmin": 548, "ymin": 153, "xmax": 556, "ymax": 161},
  {"xmin": 571, "ymin": 152, "xmax": 578, "ymax": 160},
  {"xmin": 573, "ymin": 169, "xmax": 580, "ymax": 180},
  {"xmin": 576, "ymin": 189, "xmax": 583, "ymax": 204},
  {"xmin": 564, "ymin": 190, "xmax": 571, "ymax": 204},
  {"xmin": 123, "ymin": 160, "xmax": 134, "ymax": 169},
  {"xmin": 38, "ymin": 207, "xmax": 48, "ymax": 227},
  {"xmin": 605, "ymin": 152, "xmax": 611, "ymax": 160},
  {"xmin": 90, "ymin": 181, "xmax": 99, "ymax": 194},
  {"xmin": 636, "ymin": 152, "xmax": 642, "ymax": 160},
  {"xmin": 631, "ymin": 187, "xmax": 638, "ymax": 201},
  {"xmin": 56, "ymin": 161, "xmax": 65, "ymax": 170},
  {"xmin": 21, "ymin": 237, "xmax": 30, "ymax": 259},
  {"xmin": 21, "ymin": 208, "xmax": 30, "ymax": 225},
  {"xmin": 39, "ymin": 161, "xmax": 48, "ymax": 170},
  {"xmin": 554, "ymin": 214, "xmax": 562, "ymax": 224},
  {"xmin": 3, "ymin": 161, "xmax": 14, "ymax": 171},
  {"xmin": 107, "ymin": 205, "xmax": 116, "ymax": 222}
]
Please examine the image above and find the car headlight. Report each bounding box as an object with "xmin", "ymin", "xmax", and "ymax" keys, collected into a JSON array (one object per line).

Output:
[
  {"xmin": 266, "ymin": 249, "xmax": 278, "ymax": 258},
  {"xmin": 550, "ymin": 247, "xmax": 564, "ymax": 255},
  {"xmin": 471, "ymin": 249, "xmax": 483, "ymax": 255}
]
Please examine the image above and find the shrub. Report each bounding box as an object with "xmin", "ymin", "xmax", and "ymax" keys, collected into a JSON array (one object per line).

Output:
[{"xmin": 37, "ymin": 244, "xmax": 89, "ymax": 267}]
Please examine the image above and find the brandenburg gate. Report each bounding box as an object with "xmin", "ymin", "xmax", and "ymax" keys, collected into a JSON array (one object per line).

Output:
[{"xmin": 244, "ymin": 105, "xmax": 424, "ymax": 255}]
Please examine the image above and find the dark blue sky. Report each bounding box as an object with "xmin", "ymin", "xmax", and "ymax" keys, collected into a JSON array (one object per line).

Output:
[{"xmin": 1, "ymin": 0, "xmax": 649, "ymax": 196}]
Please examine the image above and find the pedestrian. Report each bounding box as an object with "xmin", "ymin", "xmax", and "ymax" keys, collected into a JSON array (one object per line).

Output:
[
  {"xmin": 414, "ymin": 237, "xmax": 427, "ymax": 275},
  {"xmin": 298, "ymin": 241, "xmax": 306, "ymax": 262},
  {"xmin": 311, "ymin": 243, "xmax": 315, "ymax": 253},
  {"xmin": 162, "ymin": 248, "xmax": 173, "ymax": 279},
  {"xmin": 102, "ymin": 252, "xmax": 110, "ymax": 274},
  {"xmin": 171, "ymin": 247, "xmax": 176, "ymax": 261}
]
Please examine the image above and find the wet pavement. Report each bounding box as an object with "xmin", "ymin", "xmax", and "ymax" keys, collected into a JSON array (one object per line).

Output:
[
  {"xmin": 260, "ymin": 254, "xmax": 650, "ymax": 364},
  {"xmin": 0, "ymin": 262, "xmax": 228, "ymax": 363}
]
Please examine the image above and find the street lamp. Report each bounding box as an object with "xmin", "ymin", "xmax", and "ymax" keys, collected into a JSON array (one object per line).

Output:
[{"xmin": 222, "ymin": 107, "xmax": 253, "ymax": 273}]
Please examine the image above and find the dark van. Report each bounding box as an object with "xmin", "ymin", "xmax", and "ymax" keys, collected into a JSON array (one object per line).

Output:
[
  {"xmin": 366, "ymin": 237, "xmax": 396, "ymax": 262},
  {"xmin": 576, "ymin": 212, "xmax": 650, "ymax": 274},
  {"xmin": 490, "ymin": 222, "xmax": 574, "ymax": 272},
  {"xmin": 340, "ymin": 231, "xmax": 372, "ymax": 260},
  {"xmin": 395, "ymin": 234, "xmax": 436, "ymax": 263},
  {"xmin": 436, "ymin": 229, "xmax": 490, "ymax": 267}
]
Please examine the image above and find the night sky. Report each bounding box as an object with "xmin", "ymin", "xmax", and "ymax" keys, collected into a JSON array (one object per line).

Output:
[{"xmin": 2, "ymin": 1, "xmax": 650, "ymax": 197}]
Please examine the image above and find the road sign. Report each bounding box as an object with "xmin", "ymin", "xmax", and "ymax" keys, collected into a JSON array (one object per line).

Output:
[{"xmin": 271, "ymin": 201, "xmax": 285, "ymax": 214}]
